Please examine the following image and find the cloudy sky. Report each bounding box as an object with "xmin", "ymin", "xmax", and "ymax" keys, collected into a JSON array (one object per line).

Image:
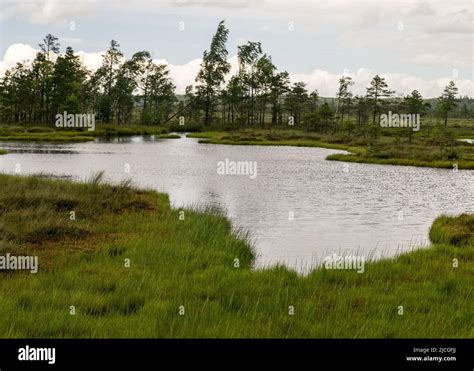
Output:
[{"xmin": 0, "ymin": 0, "xmax": 473, "ymax": 97}]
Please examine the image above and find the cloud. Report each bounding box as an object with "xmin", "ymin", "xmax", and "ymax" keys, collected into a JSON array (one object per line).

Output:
[
  {"xmin": 1, "ymin": 43, "xmax": 472, "ymax": 98},
  {"xmin": 0, "ymin": 44, "xmax": 38, "ymax": 76},
  {"xmin": 0, "ymin": 0, "xmax": 97, "ymax": 25},
  {"xmin": 2, "ymin": 0, "xmax": 472, "ymax": 72},
  {"xmin": 75, "ymin": 50, "xmax": 104, "ymax": 72},
  {"xmin": 0, "ymin": 43, "xmax": 105, "ymax": 75},
  {"xmin": 292, "ymin": 68, "xmax": 474, "ymax": 98}
]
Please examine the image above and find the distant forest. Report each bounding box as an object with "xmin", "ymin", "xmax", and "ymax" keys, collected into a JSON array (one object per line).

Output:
[{"xmin": 1, "ymin": 21, "xmax": 473, "ymax": 129}]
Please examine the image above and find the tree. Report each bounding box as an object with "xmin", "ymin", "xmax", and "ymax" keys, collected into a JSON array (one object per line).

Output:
[
  {"xmin": 402, "ymin": 89, "xmax": 429, "ymax": 143},
  {"xmin": 318, "ymin": 102, "xmax": 334, "ymax": 133},
  {"xmin": 0, "ymin": 62, "xmax": 35, "ymax": 122},
  {"xmin": 33, "ymin": 34, "xmax": 61, "ymax": 122},
  {"xmin": 306, "ymin": 90, "xmax": 319, "ymax": 112},
  {"xmin": 51, "ymin": 46, "xmax": 87, "ymax": 116},
  {"xmin": 130, "ymin": 51, "xmax": 154, "ymax": 123},
  {"xmin": 354, "ymin": 95, "xmax": 370, "ymax": 126},
  {"xmin": 269, "ymin": 71, "xmax": 290, "ymax": 125},
  {"xmin": 254, "ymin": 54, "xmax": 276, "ymax": 125},
  {"xmin": 112, "ymin": 60, "xmax": 137, "ymax": 124},
  {"xmin": 285, "ymin": 82, "xmax": 308, "ymax": 126},
  {"xmin": 183, "ymin": 85, "xmax": 199, "ymax": 123},
  {"xmin": 147, "ymin": 64, "xmax": 176, "ymax": 124},
  {"xmin": 336, "ymin": 76, "xmax": 354, "ymax": 124},
  {"xmin": 438, "ymin": 81, "xmax": 458, "ymax": 126},
  {"xmin": 39, "ymin": 34, "xmax": 60, "ymax": 61},
  {"xmin": 224, "ymin": 75, "xmax": 244, "ymax": 124},
  {"xmin": 93, "ymin": 40, "xmax": 124, "ymax": 122},
  {"xmin": 196, "ymin": 20, "xmax": 231, "ymax": 125},
  {"xmin": 237, "ymin": 41, "xmax": 263, "ymax": 125},
  {"xmin": 366, "ymin": 75, "xmax": 394, "ymax": 125},
  {"xmin": 460, "ymin": 102, "xmax": 470, "ymax": 118}
]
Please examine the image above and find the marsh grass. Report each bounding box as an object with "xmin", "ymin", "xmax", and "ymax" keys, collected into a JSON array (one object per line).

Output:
[
  {"xmin": 189, "ymin": 123, "xmax": 474, "ymax": 169},
  {"xmin": 0, "ymin": 124, "xmax": 171, "ymax": 143},
  {"xmin": 0, "ymin": 174, "xmax": 472, "ymax": 338}
]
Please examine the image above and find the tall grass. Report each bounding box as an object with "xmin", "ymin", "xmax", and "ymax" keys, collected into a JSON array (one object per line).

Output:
[{"xmin": 0, "ymin": 174, "xmax": 472, "ymax": 338}]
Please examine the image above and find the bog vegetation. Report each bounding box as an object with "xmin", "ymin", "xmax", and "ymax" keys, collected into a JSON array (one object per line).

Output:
[{"xmin": 0, "ymin": 173, "xmax": 472, "ymax": 337}]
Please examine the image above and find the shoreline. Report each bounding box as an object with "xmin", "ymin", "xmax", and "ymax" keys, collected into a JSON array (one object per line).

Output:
[
  {"xmin": 0, "ymin": 173, "xmax": 472, "ymax": 337},
  {"xmin": 187, "ymin": 131, "xmax": 474, "ymax": 170}
]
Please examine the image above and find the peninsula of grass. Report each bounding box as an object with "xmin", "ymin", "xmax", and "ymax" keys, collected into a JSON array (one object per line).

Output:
[
  {"xmin": 0, "ymin": 173, "xmax": 472, "ymax": 338},
  {"xmin": 156, "ymin": 133, "xmax": 181, "ymax": 139},
  {"xmin": 0, "ymin": 124, "xmax": 174, "ymax": 143},
  {"xmin": 188, "ymin": 124, "xmax": 474, "ymax": 170}
]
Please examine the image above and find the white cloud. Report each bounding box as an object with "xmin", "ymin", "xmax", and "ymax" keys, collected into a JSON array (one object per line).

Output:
[
  {"xmin": 75, "ymin": 50, "xmax": 104, "ymax": 72},
  {"xmin": 292, "ymin": 68, "xmax": 474, "ymax": 98},
  {"xmin": 0, "ymin": 43, "xmax": 104, "ymax": 75},
  {"xmin": 154, "ymin": 58, "xmax": 202, "ymax": 93},
  {"xmin": 0, "ymin": 43, "xmax": 38, "ymax": 76}
]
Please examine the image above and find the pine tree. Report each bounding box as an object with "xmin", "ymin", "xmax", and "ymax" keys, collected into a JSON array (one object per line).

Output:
[
  {"xmin": 366, "ymin": 75, "xmax": 394, "ymax": 125},
  {"xmin": 196, "ymin": 20, "xmax": 231, "ymax": 125},
  {"xmin": 438, "ymin": 81, "xmax": 458, "ymax": 126}
]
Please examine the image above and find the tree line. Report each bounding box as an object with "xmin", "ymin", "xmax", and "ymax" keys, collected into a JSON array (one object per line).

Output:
[{"xmin": 0, "ymin": 21, "xmax": 471, "ymax": 129}]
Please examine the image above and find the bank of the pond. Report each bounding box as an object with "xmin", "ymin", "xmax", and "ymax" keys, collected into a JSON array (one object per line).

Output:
[
  {"xmin": 0, "ymin": 124, "xmax": 175, "ymax": 142},
  {"xmin": 188, "ymin": 131, "xmax": 474, "ymax": 170},
  {"xmin": 0, "ymin": 173, "xmax": 472, "ymax": 338}
]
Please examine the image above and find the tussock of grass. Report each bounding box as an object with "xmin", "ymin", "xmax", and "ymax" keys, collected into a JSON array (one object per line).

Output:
[
  {"xmin": 430, "ymin": 214, "xmax": 474, "ymax": 246},
  {"xmin": 0, "ymin": 174, "xmax": 472, "ymax": 338}
]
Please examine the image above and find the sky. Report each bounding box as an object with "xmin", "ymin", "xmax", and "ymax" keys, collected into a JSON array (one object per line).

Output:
[{"xmin": 0, "ymin": 0, "xmax": 473, "ymax": 97}]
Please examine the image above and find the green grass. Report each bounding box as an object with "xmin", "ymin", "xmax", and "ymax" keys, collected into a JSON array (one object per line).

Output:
[
  {"xmin": 0, "ymin": 149, "xmax": 7, "ymax": 155},
  {"xmin": 0, "ymin": 134, "xmax": 95, "ymax": 142},
  {"xmin": 325, "ymin": 154, "xmax": 474, "ymax": 169},
  {"xmin": 156, "ymin": 133, "xmax": 181, "ymax": 139},
  {"xmin": 430, "ymin": 214, "xmax": 474, "ymax": 246},
  {"xmin": 188, "ymin": 126, "xmax": 474, "ymax": 169},
  {"xmin": 0, "ymin": 174, "xmax": 472, "ymax": 338},
  {"xmin": 0, "ymin": 124, "xmax": 174, "ymax": 142}
]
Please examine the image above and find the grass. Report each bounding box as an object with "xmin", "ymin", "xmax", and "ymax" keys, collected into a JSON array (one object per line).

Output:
[
  {"xmin": 0, "ymin": 124, "xmax": 174, "ymax": 143},
  {"xmin": 430, "ymin": 214, "xmax": 474, "ymax": 246},
  {"xmin": 325, "ymin": 154, "xmax": 474, "ymax": 169},
  {"xmin": 0, "ymin": 173, "xmax": 472, "ymax": 338},
  {"xmin": 156, "ymin": 133, "xmax": 181, "ymax": 139},
  {"xmin": 188, "ymin": 123, "xmax": 474, "ymax": 170}
]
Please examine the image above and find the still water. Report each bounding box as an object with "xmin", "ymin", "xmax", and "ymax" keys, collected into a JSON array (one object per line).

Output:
[{"xmin": 1, "ymin": 135, "xmax": 472, "ymax": 272}]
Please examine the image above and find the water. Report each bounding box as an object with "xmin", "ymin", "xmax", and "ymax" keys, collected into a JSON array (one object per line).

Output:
[{"xmin": 1, "ymin": 135, "xmax": 472, "ymax": 273}]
